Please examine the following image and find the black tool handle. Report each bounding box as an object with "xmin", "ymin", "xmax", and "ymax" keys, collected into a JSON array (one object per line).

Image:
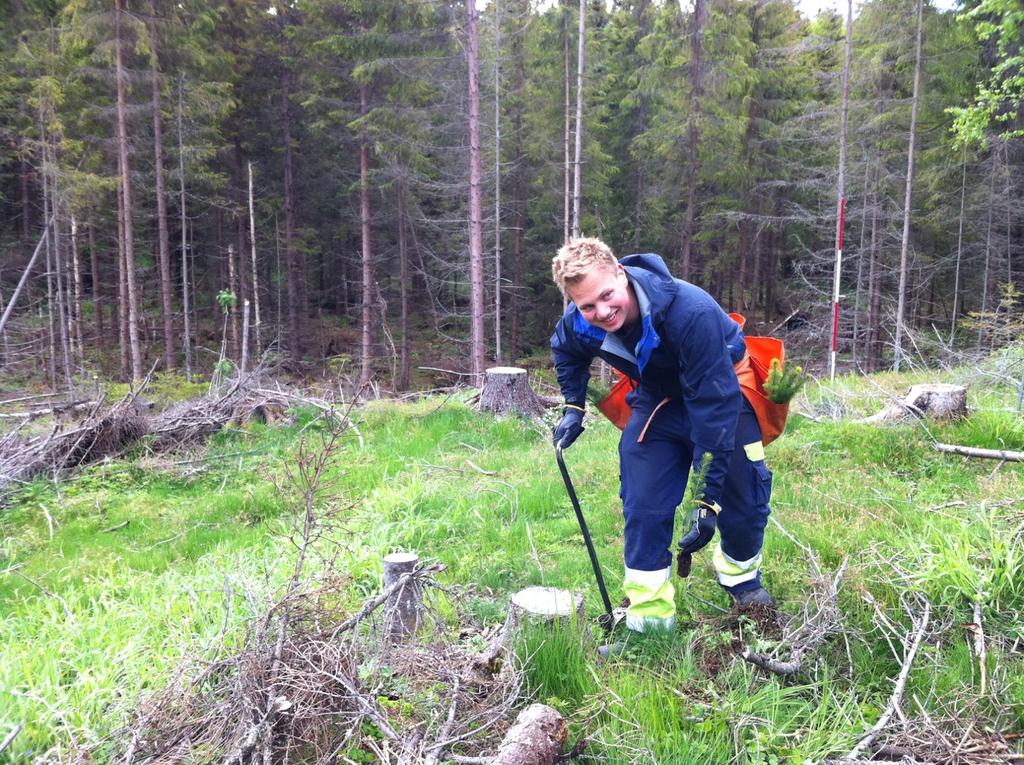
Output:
[{"xmin": 555, "ymin": 444, "xmax": 615, "ymax": 620}]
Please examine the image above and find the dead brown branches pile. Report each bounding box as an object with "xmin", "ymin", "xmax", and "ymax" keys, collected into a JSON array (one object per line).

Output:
[
  {"xmin": 737, "ymin": 520, "xmax": 848, "ymax": 676},
  {"xmin": 57, "ymin": 414, "xmax": 525, "ymax": 765},
  {"xmin": 0, "ymin": 375, "xmax": 336, "ymax": 497}
]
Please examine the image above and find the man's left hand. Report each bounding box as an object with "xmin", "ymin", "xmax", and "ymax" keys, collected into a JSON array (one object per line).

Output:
[{"xmin": 678, "ymin": 500, "xmax": 720, "ymax": 556}]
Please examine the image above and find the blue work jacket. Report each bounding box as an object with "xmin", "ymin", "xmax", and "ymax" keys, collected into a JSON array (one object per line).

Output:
[{"xmin": 550, "ymin": 253, "xmax": 746, "ymax": 503}]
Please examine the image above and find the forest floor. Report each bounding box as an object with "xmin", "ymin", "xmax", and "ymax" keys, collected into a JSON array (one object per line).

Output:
[{"xmin": 1, "ymin": 356, "xmax": 1024, "ymax": 763}]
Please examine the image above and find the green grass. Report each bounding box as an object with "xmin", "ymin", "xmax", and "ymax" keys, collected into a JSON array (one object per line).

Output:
[{"xmin": 1, "ymin": 371, "xmax": 1023, "ymax": 761}]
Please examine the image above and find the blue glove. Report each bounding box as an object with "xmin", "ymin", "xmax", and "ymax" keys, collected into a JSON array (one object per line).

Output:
[
  {"xmin": 553, "ymin": 407, "xmax": 585, "ymax": 449},
  {"xmin": 676, "ymin": 500, "xmax": 720, "ymax": 577}
]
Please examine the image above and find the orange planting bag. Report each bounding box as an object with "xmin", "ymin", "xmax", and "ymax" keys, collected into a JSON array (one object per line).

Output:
[{"xmin": 596, "ymin": 314, "xmax": 789, "ymax": 445}]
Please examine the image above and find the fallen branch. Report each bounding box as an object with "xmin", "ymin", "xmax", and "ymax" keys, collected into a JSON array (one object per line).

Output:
[
  {"xmin": 0, "ymin": 724, "xmax": 23, "ymax": 756},
  {"xmin": 847, "ymin": 598, "xmax": 931, "ymax": 760},
  {"xmin": 101, "ymin": 520, "xmax": 129, "ymax": 533},
  {"xmin": 934, "ymin": 443, "xmax": 1024, "ymax": 462}
]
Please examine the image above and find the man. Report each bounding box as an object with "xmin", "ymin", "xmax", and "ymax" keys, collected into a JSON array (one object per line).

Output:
[{"xmin": 550, "ymin": 237, "xmax": 774, "ymax": 633}]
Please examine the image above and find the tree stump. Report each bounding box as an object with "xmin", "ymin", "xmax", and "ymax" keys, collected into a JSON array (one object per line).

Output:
[
  {"xmin": 478, "ymin": 366, "xmax": 546, "ymax": 418},
  {"xmin": 490, "ymin": 703, "xmax": 568, "ymax": 765},
  {"xmin": 510, "ymin": 586, "xmax": 585, "ymax": 624},
  {"xmin": 382, "ymin": 552, "xmax": 421, "ymax": 640},
  {"xmin": 860, "ymin": 383, "xmax": 968, "ymax": 424},
  {"xmin": 471, "ymin": 588, "xmax": 584, "ymax": 677}
]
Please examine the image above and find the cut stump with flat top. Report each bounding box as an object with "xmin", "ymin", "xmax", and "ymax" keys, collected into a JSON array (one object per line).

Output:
[
  {"xmin": 860, "ymin": 383, "xmax": 968, "ymax": 424},
  {"xmin": 510, "ymin": 586, "xmax": 585, "ymax": 624},
  {"xmin": 383, "ymin": 552, "xmax": 421, "ymax": 640},
  {"xmin": 478, "ymin": 366, "xmax": 546, "ymax": 418},
  {"xmin": 490, "ymin": 703, "xmax": 568, "ymax": 765}
]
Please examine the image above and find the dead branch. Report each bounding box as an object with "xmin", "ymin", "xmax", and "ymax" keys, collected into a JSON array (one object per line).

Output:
[
  {"xmin": 847, "ymin": 598, "xmax": 932, "ymax": 760},
  {"xmin": 934, "ymin": 442, "xmax": 1024, "ymax": 462},
  {"xmin": 0, "ymin": 724, "xmax": 23, "ymax": 756},
  {"xmin": 101, "ymin": 520, "xmax": 129, "ymax": 533}
]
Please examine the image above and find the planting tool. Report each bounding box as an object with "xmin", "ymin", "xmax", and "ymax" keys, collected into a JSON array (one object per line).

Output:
[{"xmin": 555, "ymin": 444, "xmax": 622, "ymax": 631}]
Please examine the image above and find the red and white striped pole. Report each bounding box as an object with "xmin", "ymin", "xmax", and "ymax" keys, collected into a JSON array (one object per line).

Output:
[{"xmin": 829, "ymin": 197, "xmax": 846, "ymax": 381}]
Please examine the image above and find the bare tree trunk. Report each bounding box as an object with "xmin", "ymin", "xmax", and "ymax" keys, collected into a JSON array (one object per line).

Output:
[
  {"xmin": 117, "ymin": 172, "xmax": 130, "ymax": 380},
  {"xmin": 150, "ymin": 1, "xmax": 175, "ymax": 371},
  {"xmin": 42, "ymin": 127, "xmax": 73, "ymax": 391},
  {"xmin": 829, "ymin": 0, "xmax": 853, "ymax": 380},
  {"xmin": 467, "ymin": 0, "xmax": 486, "ymax": 381},
  {"xmin": 680, "ymin": 0, "xmax": 706, "ymax": 281},
  {"xmin": 359, "ymin": 84, "xmax": 375, "ymax": 387},
  {"xmin": 893, "ymin": 0, "xmax": 924, "ymax": 371},
  {"xmin": 563, "ymin": 0, "xmax": 571, "ymax": 246},
  {"xmin": 116, "ymin": 0, "xmax": 144, "ymax": 382},
  {"xmin": 866, "ymin": 191, "xmax": 881, "ymax": 371},
  {"xmin": 19, "ymin": 137, "xmax": 32, "ymax": 254},
  {"xmin": 281, "ymin": 64, "xmax": 303, "ymax": 363},
  {"xmin": 398, "ymin": 185, "xmax": 410, "ymax": 390},
  {"xmin": 978, "ymin": 151, "xmax": 996, "ymax": 349},
  {"xmin": 509, "ymin": 0, "xmax": 526, "ymax": 362},
  {"xmin": 248, "ymin": 161, "xmax": 262, "ymax": 357},
  {"xmin": 87, "ymin": 224, "xmax": 103, "ymax": 348},
  {"xmin": 949, "ymin": 149, "xmax": 967, "ymax": 344},
  {"xmin": 852, "ymin": 152, "xmax": 871, "ymax": 366},
  {"xmin": 493, "ymin": 0, "xmax": 503, "ymax": 364},
  {"xmin": 228, "ymin": 243, "xmax": 239, "ymax": 360},
  {"xmin": 40, "ymin": 140, "xmax": 57, "ymax": 388},
  {"xmin": 1004, "ymin": 140, "xmax": 1012, "ymax": 291},
  {"xmin": 70, "ymin": 215, "xmax": 84, "ymax": 366},
  {"xmin": 178, "ymin": 75, "xmax": 193, "ymax": 381},
  {"xmin": 234, "ymin": 139, "xmax": 249, "ymax": 365},
  {"xmin": 571, "ymin": 0, "xmax": 585, "ymax": 240}
]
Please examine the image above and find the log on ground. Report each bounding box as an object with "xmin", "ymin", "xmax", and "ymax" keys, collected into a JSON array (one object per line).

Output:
[
  {"xmin": 859, "ymin": 384, "xmax": 967, "ymax": 424},
  {"xmin": 490, "ymin": 703, "xmax": 568, "ymax": 765},
  {"xmin": 478, "ymin": 367, "xmax": 546, "ymax": 418}
]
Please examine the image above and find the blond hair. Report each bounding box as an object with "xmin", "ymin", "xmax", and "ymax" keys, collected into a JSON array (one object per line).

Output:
[{"xmin": 551, "ymin": 237, "xmax": 618, "ymax": 295}]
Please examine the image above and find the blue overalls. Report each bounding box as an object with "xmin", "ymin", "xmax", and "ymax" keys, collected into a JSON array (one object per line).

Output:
[{"xmin": 551, "ymin": 254, "xmax": 773, "ymax": 631}]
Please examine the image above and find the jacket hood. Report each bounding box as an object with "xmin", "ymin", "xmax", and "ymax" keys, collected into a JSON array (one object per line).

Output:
[{"xmin": 619, "ymin": 253, "xmax": 678, "ymax": 322}]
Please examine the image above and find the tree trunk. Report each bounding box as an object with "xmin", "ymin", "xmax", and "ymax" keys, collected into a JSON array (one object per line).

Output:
[
  {"xmin": 893, "ymin": 0, "xmax": 924, "ymax": 371},
  {"xmin": 467, "ymin": 0, "xmax": 486, "ymax": 381},
  {"xmin": 19, "ymin": 136, "xmax": 32, "ymax": 255},
  {"xmin": 866, "ymin": 190, "xmax": 881, "ymax": 371},
  {"xmin": 359, "ymin": 84, "xmax": 375, "ymax": 387},
  {"xmin": 40, "ymin": 138, "xmax": 57, "ymax": 388},
  {"xmin": 228, "ymin": 243, "xmax": 239, "ymax": 361},
  {"xmin": 117, "ymin": 171, "xmax": 130, "ymax": 380},
  {"xmin": 571, "ymin": 0, "xmax": 585, "ymax": 240},
  {"xmin": 398, "ymin": 185, "xmax": 410, "ymax": 390},
  {"xmin": 493, "ymin": 0, "xmax": 503, "ymax": 364},
  {"xmin": 234, "ymin": 138, "xmax": 250, "ymax": 365},
  {"xmin": 89, "ymin": 224, "xmax": 104, "ymax": 347},
  {"xmin": 478, "ymin": 367, "xmax": 546, "ymax": 417},
  {"xmin": 282, "ymin": 65, "xmax": 303, "ymax": 363},
  {"xmin": 563, "ymin": 0, "xmax": 571, "ymax": 245},
  {"xmin": 116, "ymin": 0, "xmax": 144, "ymax": 382},
  {"xmin": 150, "ymin": 1, "xmax": 175, "ymax": 371},
  {"xmin": 829, "ymin": 0, "xmax": 853, "ymax": 380},
  {"xmin": 948, "ymin": 150, "xmax": 967, "ymax": 343},
  {"xmin": 509, "ymin": 0, "xmax": 526, "ymax": 362},
  {"xmin": 178, "ymin": 75, "xmax": 193, "ymax": 381},
  {"xmin": 978, "ymin": 149, "xmax": 996, "ymax": 349},
  {"xmin": 491, "ymin": 703, "xmax": 568, "ymax": 765},
  {"xmin": 248, "ymin": 161, "xmax": 262, "ymax": 358},
  {"xmin": 70, "ymin": 215, "xmax": 84, "ymax": 365},
  {"xmin": 680, "ymin": 0, "xmax": 706, "ymax": 281}
]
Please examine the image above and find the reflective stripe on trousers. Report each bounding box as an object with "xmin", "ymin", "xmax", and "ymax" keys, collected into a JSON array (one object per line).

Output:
[{"xmin": 623, "ymin": 565, "xmax": 676, "ymax": 632}]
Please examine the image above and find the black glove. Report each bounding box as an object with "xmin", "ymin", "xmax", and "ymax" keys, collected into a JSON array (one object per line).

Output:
[
  {"xmin": 553, "ymin": 407, "xmax": 585, "ymax": 449},
  {"xmin": 676, "ymin": 500, "xmax": 720, "ymax": 577}
]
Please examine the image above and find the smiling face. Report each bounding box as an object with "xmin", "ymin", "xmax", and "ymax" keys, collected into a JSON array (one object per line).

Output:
[{"xmin": 565, "ymin": 263, "xmax": 640, "ymax": 333}]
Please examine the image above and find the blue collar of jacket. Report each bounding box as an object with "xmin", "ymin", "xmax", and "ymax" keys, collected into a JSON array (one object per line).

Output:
[{"xmin": 570, "ymin": 271, "xmax": 662, "ymax": 375}]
